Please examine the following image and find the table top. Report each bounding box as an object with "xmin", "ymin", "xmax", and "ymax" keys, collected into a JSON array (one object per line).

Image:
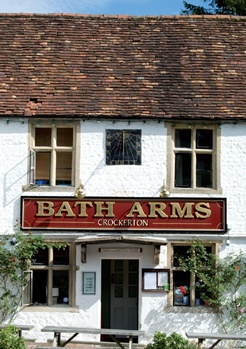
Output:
[
  {"xmin": 186, "ymin": 332, "xmax": 246, "ymax": 340},
  {"xmin": 41, "ymin": 326, "xmax": 145, "ymax": 336}
]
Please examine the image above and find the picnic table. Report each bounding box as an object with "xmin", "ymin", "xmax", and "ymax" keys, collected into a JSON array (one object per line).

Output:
[
  {"xmin": 186, "ymin": 331, "xmax": 246, "ymax": 349},
  {"xmin": 41, "ymin": 325, "xmax": 145, "ymax": 349},
  {"xmin": 0, "ymin": 324, "xmax": 34, "ymax": 337}
]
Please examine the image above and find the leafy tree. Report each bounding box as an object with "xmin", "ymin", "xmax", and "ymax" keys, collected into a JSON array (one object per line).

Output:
[
  {"xmin": 0, "ymin": 222, "xmax": 65, "ymax": 323},
  {"xmin": 179, "ymin": 240, "xmax": 246, "ymax": 333},
  {"xmin": 181, "ymin": 0, "xmax": 246, "ymax": 16}
]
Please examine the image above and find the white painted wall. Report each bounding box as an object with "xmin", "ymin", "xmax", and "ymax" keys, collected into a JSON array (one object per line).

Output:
[{"xmin": 0, "ymin": 118, "xmax": 245, "ymax": 343}]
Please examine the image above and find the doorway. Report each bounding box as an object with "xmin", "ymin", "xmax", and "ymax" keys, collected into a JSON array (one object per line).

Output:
[{"xmin": 101, "ymin": 259, "xmax": 139, "ymax": 331}]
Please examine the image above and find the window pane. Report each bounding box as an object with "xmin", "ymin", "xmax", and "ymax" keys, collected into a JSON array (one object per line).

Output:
[
  {"xmin": 106, "ymin": 130, "xmax": 141, "ymax": 165},
  {"xmin": 33, "ymin": 270, "xmax": 48, "ymax": 304},
  {"xmin": 31, "ymin": 248, "xmax": 48, "ymax": 265},
  {"xmin": 175, "ymin": 129, "xmax": 191, "ymax": 148},
  {"xmin": 56, "ymin": 152, "xmax": 72, "ymax": 185},
  {"xmin": 173, "ymin": 246, "xmax": 190, "ymax": 267},
  {"xmin": 175, "ymin": 153, "xmax": 191, "ymax": 187},
  {"xmin": 53, "ymin": 246, "xmax": 69, "ymax": 265},
  {"xmin": 196, "ymin": 129, "xmax": 213, "ymax": 149},
  {"xmin": 196, "ymin": 154, "xmax": 212, "ymax": 188},
  {"xmin": 173, "ymin": 271, "xmax": 190, "ymax": 306},
  {"xmin": 36, "ymin": 152, "xmax": 50, "ymax": 185},
  {"xmin": 53, "ymin": 270, "xmax": 69, "ymax": 305},
  {"xmin": 35, "ymin": 128, "xmax": 51, "ymax": 146},
  {"xmin": 57, "ymin": 128, "xmax": 73, "ymax": 146}
]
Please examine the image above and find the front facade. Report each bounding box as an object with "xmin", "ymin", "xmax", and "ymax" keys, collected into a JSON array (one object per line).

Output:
[{"xmin": 0, "ymin": 14, "xmax": 245, "ymax": 344}]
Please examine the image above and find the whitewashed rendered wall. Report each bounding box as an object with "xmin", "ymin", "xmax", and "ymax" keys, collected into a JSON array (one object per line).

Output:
[{"xmin": 0, "ymin": 119, "xmax": 245, "ymax": 343}]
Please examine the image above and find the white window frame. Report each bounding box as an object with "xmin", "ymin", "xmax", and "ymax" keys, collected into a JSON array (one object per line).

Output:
[
  {"xmin": 166, "ymin": 122, "xmax": 221, "ymax": 194},
  {"xmin": 29, "ymin": 122, "xmax": 79, "ymax": 187}
]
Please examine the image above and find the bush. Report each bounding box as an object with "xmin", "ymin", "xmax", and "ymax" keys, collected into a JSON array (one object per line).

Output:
[
  {"xmin": 0, "ymin": 325, "xmax": 25, "ymax": 349},
  {"xmin": 146, "ymin": 332, "xmax": 197, "ymax": 349}
]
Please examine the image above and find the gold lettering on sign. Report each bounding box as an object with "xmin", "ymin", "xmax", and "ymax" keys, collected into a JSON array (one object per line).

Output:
[
  {"xmin": 36, "ymin": 201, "xmax": 54, "ymax": 216},
  {"xmin": 170, "ymin": 202, "xmax": 194, "ymax": 218},
  {"xmin": 148, "ymin": 202, "xmax": 168, "ymax": 218},
  {"xmin": 55, "ymin": 201, "xmax": 75, "ymax": 217},
  {"xmin": 74, "ymin": 201, "xmax": 93, "ymax": 217},
  {"xmin": 126, "ymin": 202, "xmax": 147, "ymax": 218},
  {"xmin": 94, "ymin": 201, "xmax": 115, "ymax": 218},
  {"xmin": 195, "ymin": 202, "xmax": 211, "ymax": 218}
]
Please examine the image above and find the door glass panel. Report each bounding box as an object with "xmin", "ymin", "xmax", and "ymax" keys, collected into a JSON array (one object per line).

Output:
[
  {"xmin": 35, "ymin": 128, "xmax": 51, "ymax": 146},
  {"xmin": 36, "ymin": 152, "xmax": 50, "ymax": 185}
]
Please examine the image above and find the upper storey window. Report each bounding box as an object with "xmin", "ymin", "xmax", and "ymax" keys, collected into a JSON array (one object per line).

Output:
[
  {"xmin": 167, "ymin": 124, "xmax": 221, "ymax": 193},
  {"xmin": 106, "ymin": 130, "xmax": 141, "ymax": 165},
  {"xmin": 30, "ymin": 124, "xmax": 78, "ymax": 187}
]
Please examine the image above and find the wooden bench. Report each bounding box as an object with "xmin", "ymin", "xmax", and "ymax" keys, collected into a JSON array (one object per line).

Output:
[
  {"xmin": 186, "ymin": 331, "xmax": 246, "ymax": 349},
  {"xmin": 41, "ymin": 326, "xmax": 145, "ymax": 349},
  {"xmin": 0, "ymin": 324, "xmax": 34, "ymax": 338}
]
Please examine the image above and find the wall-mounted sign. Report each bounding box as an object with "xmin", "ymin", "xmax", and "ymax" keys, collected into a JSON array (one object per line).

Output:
[
  {"xmin": 21, "ymin": 196, "xmax": 226, "ymax": 233},
  {"xmin": 82, "ymin": 272, "xmax": 96, "ymax": 295}
]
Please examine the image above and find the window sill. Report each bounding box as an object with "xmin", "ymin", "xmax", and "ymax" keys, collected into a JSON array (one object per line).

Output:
[
  {"xmin": 169, "ymin": 187, "xmax": 222, "ymax": 195},
  {"xmin": 21, "ymin": 305, "xmax": 79, "ymax": 313},
  {"xmin": 22, "ymin": 184, "xmax": 75, "ymax": 193},
  {"xmin": 164, "ymin": 305, "xmax": 216, "ymax": 314}
]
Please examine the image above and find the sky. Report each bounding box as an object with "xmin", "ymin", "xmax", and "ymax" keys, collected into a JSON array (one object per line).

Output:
[{"xmin": 0, "ymin": 0, "xmax": 205, "ymax": 16}]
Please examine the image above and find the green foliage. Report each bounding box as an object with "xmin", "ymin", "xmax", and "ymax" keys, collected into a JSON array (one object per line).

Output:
[
  {"xmin": 181, "ymin": 0, "xmax": 246, "ymax": 15},
  {"xmin": 0, "ymin": 325, "xmax": 25, "ymax": 349},
  {"xmin": 0, "ymin": 222, "xmax": 66, "ymax": 323},
  {"xmin": 178, "ymin": 240, "xmax": 246, "ymax": 333},
  {"xmin": 146, "ymin": 332, "xmax": 196, "ymax": 349}
]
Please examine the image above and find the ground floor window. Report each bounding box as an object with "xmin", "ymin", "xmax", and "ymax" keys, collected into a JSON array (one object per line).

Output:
[
  {"xmin": 22, "ymin": 244, "xmax": 76, "ymax": 306},
  {"xmin": 171, "ymin": 243, "xmax": 216, "ymax": 307}
]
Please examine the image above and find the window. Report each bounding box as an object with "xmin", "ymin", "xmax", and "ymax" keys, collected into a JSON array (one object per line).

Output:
[
  {"xmin": 106, "ymin": 129, "xmax": 141, "ymax": 165},
  {"xmin": 171, "ymin": 244, "xmax": 215, "ymax": 307},
  {"xmin": 166, "ymin": 123, "xmax": 221, "ymax": 193},
  {"xmin": 23, "ymin": 245, "xmax": 76, "ymax": 307},
  {"xmin": 29, "ymin": 124, "xmax": 78, "ymax": 186}
]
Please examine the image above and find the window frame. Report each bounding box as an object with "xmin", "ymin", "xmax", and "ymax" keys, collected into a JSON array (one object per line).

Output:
[
  {"xmin": 29, "ymin": 122, "xmax": 79, "ymax": 187},
  {"xmin": 22, "ymin": 243, "xmax": 76, "ymax": 307},
  {"xmin": 166, "ymin": 122, "xmax": 221, "ymax": 194},
  {"xmin": 168, "ymin": 242, "xmax": 219, "ymax": 307}
]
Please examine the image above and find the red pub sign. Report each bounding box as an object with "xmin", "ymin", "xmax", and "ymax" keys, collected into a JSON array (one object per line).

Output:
[{"xmin": 21, "ymin": 197, "xmax": 226, "ymax": 232}]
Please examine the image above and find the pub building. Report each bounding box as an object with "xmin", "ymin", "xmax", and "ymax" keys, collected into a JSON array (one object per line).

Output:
[{"xmin": 0, "ymin": 13, "xmax": 245, "ymax": 345}]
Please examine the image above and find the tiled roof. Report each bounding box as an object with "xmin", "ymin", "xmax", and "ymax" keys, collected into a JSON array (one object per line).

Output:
[{"xmin": 0, "ymin": 14, "xmax": 246, "ymax": 120}]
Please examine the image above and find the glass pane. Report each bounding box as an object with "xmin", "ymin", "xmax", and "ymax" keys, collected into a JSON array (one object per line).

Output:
[
  {"xmin": 31, "ymin": 248, "xmax": 48, "ymax": 265},
  {"xmin": 57, "ymin": 128, "xmax": 73, "ymax": 146},
  {"xmin": 53, "ymin": 246, "xmax": 69, "ymax": 265},
  {"xmin": 129, "ymin": 260, "xmax": 138, "ymax": 272},
  {"xmin": 175, "ymin": 129, "xmax": 191, "ymax": 148},
  {"xmin": 115, "ymin": 260, "xmax": 123, "ymax": 272},
  {"xmin": 196, "ymin": 154, "xmax": 212, "ymax": 188},
  {"xmin": 129, "ymin": 272, "xmax": 138, "ymax": 284},
  {"xmin": 129, "ymin": 285, "xmax": 137, "ymax": 298},
  {"xmin": 115, "ymin": 272, "xmax": 123, "ymax": 284},
  {"xmin": 114, "ymin": 286, "xmax": 123, "ymax": 298},
  {"xmin": 173, "ymin": 246, "xmax": 190, "ymax": 267},
  {"xmin": 35, "ymin": 128, "xmax": 51, "ymax": 146},
  {"xmin": 56, "ymin": 152, "xmax": 72, "ymax": 185},
  {"xmin": 196, "ymin": 129, "xmax": 213, "ymax": 149},
  {"xmin": 173, "ymin": 271, "xmax": 190, "ymax": 306},
  {"xmin": 53, "ymin": 270, "xmax": 69, "ymax": 305},
  {"xmin": 32, "ymin": 270, "xmax": 48, "ymax": 304},
  {"xmin": 36, "ymin": 152, "xmax": 50, "ymax": 185},
  {"xmin": 175, "ymin": 153, "xmax": 191, "ymax": 187}
]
